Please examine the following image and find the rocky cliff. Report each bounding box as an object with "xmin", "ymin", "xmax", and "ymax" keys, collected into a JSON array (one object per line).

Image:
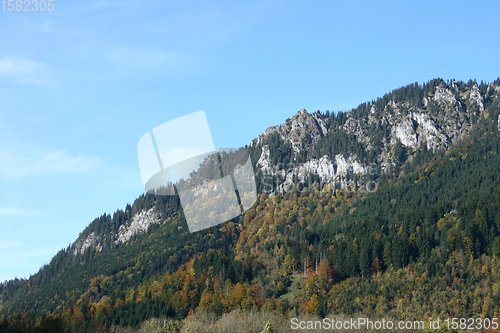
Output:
[{"xmin": 252, "ymin": 79, "xmax": 500, "ymax": 194}]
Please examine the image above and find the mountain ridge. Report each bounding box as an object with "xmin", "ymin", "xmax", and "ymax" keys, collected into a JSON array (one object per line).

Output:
[
  {"xmin": 2, "ymin": 77, "xmax": 500, "ymax": 332},
  {"xmin": 251, "ymin": 78, "xmax": 500, "ymax": 195}
]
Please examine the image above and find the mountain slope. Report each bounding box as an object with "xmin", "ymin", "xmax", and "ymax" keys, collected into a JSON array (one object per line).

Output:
[
  {"xmin": 1, "ymin": 78, "xmax": 500, "ymax": 332},
  {"xmin": 252, "ymin": 78, "xmax": 500, "ymax": 195}
]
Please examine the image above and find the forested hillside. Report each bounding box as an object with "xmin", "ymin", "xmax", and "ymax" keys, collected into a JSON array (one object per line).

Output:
[{"xmin": 1, "ymin": 78, "xmax": 500, "ymax": 332}]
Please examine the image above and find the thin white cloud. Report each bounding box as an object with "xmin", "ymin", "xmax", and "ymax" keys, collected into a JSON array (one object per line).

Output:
[
  {"xmin": 0, "ymin": 240, "xmax": 26, "ymax": 249},
  {"xmin": 0, "ymin": 207, "xmax": 39, "ymax": 217},
  {"xmin": 0, "ymin": 57, "xmax": 57, "ymax": 87},
  {"xmin": 88, "ymin": 0, "xmax": 139, "ymax": 10},
  {"xmin": 0, "ymin": 146, "xmax": 101, "ymax": 179},
  {"xmin": 38, "ymin": 20, "xmax": 56, "ymax": 33},
  {"xmin": 107, "ymin": 46, "xmax": 197, "ymax": 74}
]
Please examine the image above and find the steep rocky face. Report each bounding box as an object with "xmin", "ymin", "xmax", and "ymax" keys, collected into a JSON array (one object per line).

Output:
[
  {"xmin": 114, "ymin": 207, "xmax": 159, "ymax": 244},
  {"xmin": 391, "ymin": 112, "xmax": 449, "ymax": 150},
  {"xmin": 251, "ymin": 109, "xmax": 328, "ymax": 152},
  {"xmin": 272, "ymin": 154, "xmax": 372, "ymax": 193},
  {"xmin": 469, "ymin": 84, "xmax": 485, "ymax": 111},
  {"xmin": 365, "ymin": 83, "xmax": 496, "ymax": 152},
  {"xmin": 72, "ymin": 231, "xmax": 101, "ymax": 256},
  {"xmin": 70, "ymin": 80, "xmax": 500, "ymax": 239},
  {"xmin": 256, "ymin": 145, "xmax": 272, "ymax": 174},
  {"xmin": 71, "ymin": 207, "xmax": 160, "ymax": 255},
  {"xmin": 252, "ymin": 80, "xmax": 500, "ymax": 194}
]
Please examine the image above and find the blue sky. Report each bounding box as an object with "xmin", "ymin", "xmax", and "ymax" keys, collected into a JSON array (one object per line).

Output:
[{"xmin": 1, "ymin": 0, "xmax": 499, "ymax": 282}]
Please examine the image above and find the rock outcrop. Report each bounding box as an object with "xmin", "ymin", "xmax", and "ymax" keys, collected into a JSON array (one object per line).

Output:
[
  {"xmin": 251, "ymin": 109, "xmax": 328, "ymax": 152},
  {"xmin": 252, "ymin": 80, "xmax": 500, "ymax": 194},
  {"xmin": 72, "ymin": 231, "xmax": 101, "ymax": 256},
  {"xmin": 72, "ymin": 207, "xmax": 160, "ymax": 255},
  {"xmin": 115, "ymin": 207, "xmax": 160, "ymax": 244}
]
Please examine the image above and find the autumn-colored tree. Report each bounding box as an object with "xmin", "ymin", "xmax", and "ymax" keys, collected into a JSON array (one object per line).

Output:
[
  {"xmin": 198, "ymin": 289, "xmax": 212, "ymax": 311},
  {"xmin": 372, "ymin": 258, "xmax": 382, "ymax": 272},
  {"xmin": 317, "ymin": 259, "xmax": 335, "ymax": 292},
  {"xmin": 262, "ymin": 297, "xmax": 276, "ymax": 312},
  {"xmin": 209, "ymin": 291, "xmax": 224, "ymax": 316},
  {"xmin": 306, "ymin": 294, "xmax": 319, "ymax": 314},
  {"xmin": 230, "ymin": 283, "xmax": 246, "ymax": 308},
  {"xmin": 260, "ymin": 320, "xmax": 275, "ymax": 333}
]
